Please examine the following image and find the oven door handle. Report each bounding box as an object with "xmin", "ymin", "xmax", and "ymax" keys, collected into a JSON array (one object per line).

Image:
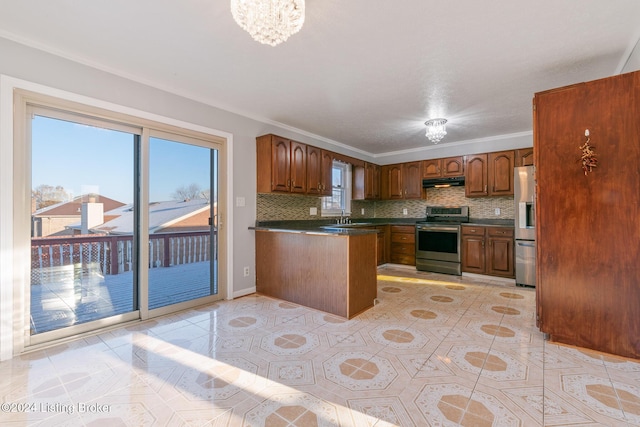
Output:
[{"xmin": 417, "ymin": 225, "xmax": 460, "ymax": 232}]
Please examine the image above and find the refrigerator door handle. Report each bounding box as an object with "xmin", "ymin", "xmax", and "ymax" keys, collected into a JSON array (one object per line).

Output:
[{"xmin": 518, "ymin": 202, "xmax": 528, "ymax": 228}]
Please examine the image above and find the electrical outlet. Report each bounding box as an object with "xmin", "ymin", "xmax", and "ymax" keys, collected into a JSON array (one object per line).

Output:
[
  {"xmin": 361, "ymin": 208, "xmax": 365, "ymax": 215},
  {"xmin": 310, "ymin": 207, "xmax": 317, "ymax": 215},
  {"xmin": 494, "ymin": 208, "xmax": 501, "ymax": 215},
  {"xmin": 402, "ymin": 208, "xmax": 408, "ymax": 215},
  {"xmin": 243, "ymin": 266, "xmax": 250, "ymax": 277}
]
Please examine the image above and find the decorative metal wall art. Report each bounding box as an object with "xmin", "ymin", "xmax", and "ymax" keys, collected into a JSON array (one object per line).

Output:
[{"xmin": 580, "ymin": 129, "xmax": 598, "ymax": 175}]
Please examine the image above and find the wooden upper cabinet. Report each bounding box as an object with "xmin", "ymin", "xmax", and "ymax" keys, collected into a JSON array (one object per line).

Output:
[
  {"xmin": 465, "ymin": 154, "xmax": 488, "ymax": 197},
  {"xmin": 320, "ymin": 150, "xmax": 333, "ymax": 196},
  {"xmin": 442, "ymin": 157, "xmax": 465, "ymax": 176},
  {"xmin": 465, "ymin": 151, "xmax": 515, "ymax": 197},
  {"xmin": 353, "ymin": 162, "xmax": 380, "ymax": 200},
  {"xmin": 353, "ymin": 164, "xmax": 365, "ymax": 200},
  {"xmin": 289, "ymin": 141, "xmax": 307, "ymax": 193},
  {"xmin": 382, "ymin": 162, "xmax": 421, "ymax": 200},
  {"xmin": 365, "ymin": 162, "xmax": 381, "ymax": 199},
  {"xmin": 269, "ymin": 135, "xmax": 291, "ymax": 193},
  {"xmin": 257, "ymin": 134, "xmax": 307, "ymax": 194},
  {"xmin": 422, "ymin": 156, "xmax": 464, "ymax": 179},
  {"xmin": 403, "ymin": 161, "xmax": 422, "ymax": 198},
  {"xmin": 306, "ymin": 145, "xmax": 322, "ymax": 195},
  {"xmin": 306, "ymin": 147, "xmax": 332, "ymax": 196},
  {"xmin": 488, "ymin": 150, "xmax": 515, "ymax": 196},
  {"xmin": 422, "ymin": 159, "xmax": 442, "ymax": 178},
  {"xmin": 385, "ymin": 164, "xmax": 403, "ymax": 199},
  {"xmin": 516, "ymin": 148, "xmax": 534, "ymax": 166}
]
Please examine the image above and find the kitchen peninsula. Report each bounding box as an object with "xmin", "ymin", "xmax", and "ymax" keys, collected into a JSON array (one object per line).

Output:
[{"xmin": 254, "ymin": 225, "xmax": 377, "ymax": 318}]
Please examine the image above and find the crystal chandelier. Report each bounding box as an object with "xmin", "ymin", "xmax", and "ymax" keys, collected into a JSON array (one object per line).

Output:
[
  {"xmin": 424, "ymin": 118, "xmax": 448, "ymax": 144},
  {"xmin": 230, "ymin": 0, "xmax": 305, "ymax": 46}
]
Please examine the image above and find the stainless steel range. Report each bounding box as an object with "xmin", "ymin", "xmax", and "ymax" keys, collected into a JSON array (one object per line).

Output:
[{"xmin": 416, "ymin": 206, "xmax": 469, "ymax": 275}]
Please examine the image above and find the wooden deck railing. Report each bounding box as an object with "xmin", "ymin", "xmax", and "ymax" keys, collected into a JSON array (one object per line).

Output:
[{"xmin": 30, "ymin": 231, "xmax": 215, "ymax": 283}]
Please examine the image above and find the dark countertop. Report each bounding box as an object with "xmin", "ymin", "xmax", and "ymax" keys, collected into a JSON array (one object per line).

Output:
[
  {"xmin": 251, "ymin": 218, "xmax": 421, "ymax": 236},
  {"xmin": 250, "ymin": 221, "xmax": 377, "ymax": 236},
  {"xmin": 255, "ymin": 218, "xmax": 424, "ymax": 228},
  {"xmin": 467, "ymin": 218, "xmax": 515, "ymax": 227},
  {"xmin": 251, "ymin": 217, "xmax": 514, "ymax": 235},
  {"xmin": 251, "ymin": 226, "xmax": 377, "ymax": 236}
]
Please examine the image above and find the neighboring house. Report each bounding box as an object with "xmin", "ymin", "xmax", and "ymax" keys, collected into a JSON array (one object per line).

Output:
[
  {"xmin": 31, "ymin": 194, "xmax": 126, "ymax": 237},
  {"xmin": 65, "ymin": 198, "xmax": 214, "ymax": 235}
]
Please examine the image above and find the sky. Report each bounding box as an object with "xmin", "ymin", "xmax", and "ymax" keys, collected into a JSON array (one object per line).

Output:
[{"xmin": 31, "ymin": 115, "xmax": 215, "ymax": 204}]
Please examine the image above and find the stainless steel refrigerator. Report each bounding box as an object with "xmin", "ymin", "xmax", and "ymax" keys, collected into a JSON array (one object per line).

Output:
[{"xmin": 514, "ymin": 166, "xmax": 536, "ymax": 287}]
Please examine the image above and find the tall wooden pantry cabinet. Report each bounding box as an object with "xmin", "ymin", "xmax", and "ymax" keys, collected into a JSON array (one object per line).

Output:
[{"xmin": 534, "ymin": 70, "xmax": 640, "ymax": 359}]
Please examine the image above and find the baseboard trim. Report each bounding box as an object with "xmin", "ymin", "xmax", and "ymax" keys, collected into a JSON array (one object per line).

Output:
[
  {"xmin": 462, "ymin": 272, "xmax": 516, "ymax": 285},
  {"xmin": 233, "ymin": 286, "xmax": 257, "ymax": 299}
]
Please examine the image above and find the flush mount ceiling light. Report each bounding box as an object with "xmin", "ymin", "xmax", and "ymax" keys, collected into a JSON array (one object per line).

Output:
[
  {"xmin": 230, "ymin": 0, "xmax": 305, "ymax": 46},
  {"xmin": 424, "ymin": 118, "xmax": 448, "ymax": 144}
]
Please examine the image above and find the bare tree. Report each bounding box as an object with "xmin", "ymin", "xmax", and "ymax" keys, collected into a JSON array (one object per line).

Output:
[
  {"xmin": 32, "ymin": 184, "xmax": 70, "ymax": 210},
  {"xmin": 172, "ymin": 183, "xmax": 208, "ymax": 201}
]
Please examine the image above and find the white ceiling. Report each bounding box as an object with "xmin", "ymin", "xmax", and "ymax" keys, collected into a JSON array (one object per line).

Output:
[{"xmin": 1, "ymin": 1, "xmax": 639, "ymax": 155}]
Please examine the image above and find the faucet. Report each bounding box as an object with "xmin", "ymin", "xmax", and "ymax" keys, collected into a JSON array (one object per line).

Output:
[{"xmin": 336, "ymin": 210, "xmax": 349, "ymax": 224}]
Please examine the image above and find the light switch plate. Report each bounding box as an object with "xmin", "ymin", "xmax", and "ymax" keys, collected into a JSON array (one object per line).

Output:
[
  {"xmin": 310, "ymin": 207, "xmax": 317, "ymax": 215},
  {"xmin": 236, "ymin": 197, "xmax": 245, "ymax": 207}
]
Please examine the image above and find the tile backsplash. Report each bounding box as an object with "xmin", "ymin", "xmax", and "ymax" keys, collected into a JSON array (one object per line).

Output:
[
  {"xmin": 257, "ymin": 193, "xmax": 322, "ymax": 221},
  {"xmin": 257, "ymin": 187, "xmax": 514, "ymax": 222}
]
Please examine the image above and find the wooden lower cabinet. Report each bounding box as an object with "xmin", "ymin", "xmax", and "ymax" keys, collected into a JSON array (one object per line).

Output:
[
  {"xmin": 461, "ymin": 225, "xmax": 514, "ymax": 278},
  {"xmin": 389, "ymin": 225, "xmax": 415, "ymax": 265},
  {"xmin": 255, "ymin": 230, "xmax": 377, "ymax": 319},
  {"xmin": 461, "ymin": 227, "xmax": 486, "ymax": 274},
  {"xmin": 362, "ymin": 225, "xmax": 388, "ymax": 265}
]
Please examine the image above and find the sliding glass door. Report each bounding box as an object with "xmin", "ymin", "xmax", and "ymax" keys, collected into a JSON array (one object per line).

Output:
[
  {"xmin": 22, "ymin": 98, "xmax": 225, "ymax": 345},
  {"xmin": 148, "ymin": 134, "xmax": 219, "ymax": 311},
  {"xmin": 29, "ymin": 110, "xmax": 140, "ymax": 336}
]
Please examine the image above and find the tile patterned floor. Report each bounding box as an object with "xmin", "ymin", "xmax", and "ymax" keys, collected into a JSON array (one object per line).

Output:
[{"xmin": 2, "ymin": 266, "xmax": 639, "ymax": 426}]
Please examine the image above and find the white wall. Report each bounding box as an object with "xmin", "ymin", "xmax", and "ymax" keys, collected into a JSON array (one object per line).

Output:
[{"xmin": 621, "ymin": 36, "xmax": 640, "ymax": 74}]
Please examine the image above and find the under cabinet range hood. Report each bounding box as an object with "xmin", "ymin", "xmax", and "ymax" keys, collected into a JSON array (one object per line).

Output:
[{"xmin": 422, "ymin": 176, "xmax": 465, "ymax": 188}]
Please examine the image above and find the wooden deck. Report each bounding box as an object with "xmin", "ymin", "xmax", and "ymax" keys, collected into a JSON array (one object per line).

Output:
[{"xmin": 30, "ymin": 262, "xmax": 216, "ymax": 334}]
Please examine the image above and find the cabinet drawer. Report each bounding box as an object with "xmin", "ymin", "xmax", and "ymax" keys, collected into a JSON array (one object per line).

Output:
[
  {"xmin": 391, "ymin": 233, "xmax": 415, "ymax": 244},
  {"xmin": 390, "ymin": 253, "xmax": 416, "ymax": 265},
  {"xmin": 391, "ymin": 242, "xmax": 415, "ymax": 255},
  {"xmin": 462, "ymin": 226, "xmax": 485, "ymax": 236},
  {"xmin": 487, "ymin": 227, "xmax": 514, "ymax": 237},
  {"xmin": 390, "ymin": 225, "xmax": 415, "ymax": 234}
]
